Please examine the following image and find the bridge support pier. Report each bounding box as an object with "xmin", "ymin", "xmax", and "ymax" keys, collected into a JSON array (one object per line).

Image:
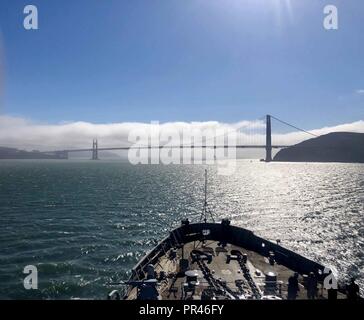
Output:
[
  {"xmin": 266, "ymin": 114, "xmax": 272, "ymax": 162},
  {"xmin": 92, "ymin": 139, "xmax": 99, "ymax": 160}
]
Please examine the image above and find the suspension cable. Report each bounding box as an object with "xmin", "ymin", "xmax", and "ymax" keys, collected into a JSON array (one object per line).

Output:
[{"xmin": 270, "ymin": 115, "xmax": 319, "ymax": 137}]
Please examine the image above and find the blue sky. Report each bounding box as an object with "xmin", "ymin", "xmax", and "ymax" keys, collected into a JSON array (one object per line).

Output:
[{"xmin": 0, "ymin": 0, "xmax": 363, "ymax": 129}]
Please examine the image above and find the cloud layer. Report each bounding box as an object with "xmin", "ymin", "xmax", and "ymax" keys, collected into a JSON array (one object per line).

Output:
[{"xmin": 0, "ymin": 115, "xmax": 363, "ymax": 152}]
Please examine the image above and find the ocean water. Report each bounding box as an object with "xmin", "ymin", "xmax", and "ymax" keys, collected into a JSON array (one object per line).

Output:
[{"xmin": 0, "ymin": 160, "xmax": 363, "ymax": 299}]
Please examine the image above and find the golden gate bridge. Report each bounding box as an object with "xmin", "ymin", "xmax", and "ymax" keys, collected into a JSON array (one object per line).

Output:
[{"xmin": 43, "ymin": 115, "xmax": 318, "ymax": 162}]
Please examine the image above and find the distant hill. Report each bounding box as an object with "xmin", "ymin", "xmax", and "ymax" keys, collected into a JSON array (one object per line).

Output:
[
  {"xmin": 0, "ymin": 147, "xmax": 66, "ymax": 159},
  {"xmin": 274, "ymin": 132, "xmax": 364, "ymax": 163},
  {"xmin": 0, "ymin": 147, "xmax": 122, "ymax": 160}
]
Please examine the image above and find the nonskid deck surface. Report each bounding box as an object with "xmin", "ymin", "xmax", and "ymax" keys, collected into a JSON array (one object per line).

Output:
[{"xmin": 125, "ymin": 240, "xmax": 344, "ymax": 300}]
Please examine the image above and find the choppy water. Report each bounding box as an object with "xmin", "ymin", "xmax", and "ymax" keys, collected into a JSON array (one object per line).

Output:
[{"xmin": 0, "ymin": 160, "xmax": 363, "ymax": 299}]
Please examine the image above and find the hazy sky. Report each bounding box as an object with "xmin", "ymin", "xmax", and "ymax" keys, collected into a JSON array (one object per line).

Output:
[{"xmin": 0, "ymin": 0, "xmax": 363, "ymax": 138}]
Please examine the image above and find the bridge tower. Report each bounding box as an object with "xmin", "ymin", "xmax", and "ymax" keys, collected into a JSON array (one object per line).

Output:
[
  {"xmin": 265, "ymin": 114, "xmax": 272, "ymax": 162},
  {"xmin": 92, "ymin": 139, "xmax": 99, "ymax": 160}
]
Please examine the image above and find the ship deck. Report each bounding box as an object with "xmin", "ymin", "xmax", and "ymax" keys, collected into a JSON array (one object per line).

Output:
[{"xmin": 125, "ymin": 239, "xmax": 345, "ymax": 300}]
